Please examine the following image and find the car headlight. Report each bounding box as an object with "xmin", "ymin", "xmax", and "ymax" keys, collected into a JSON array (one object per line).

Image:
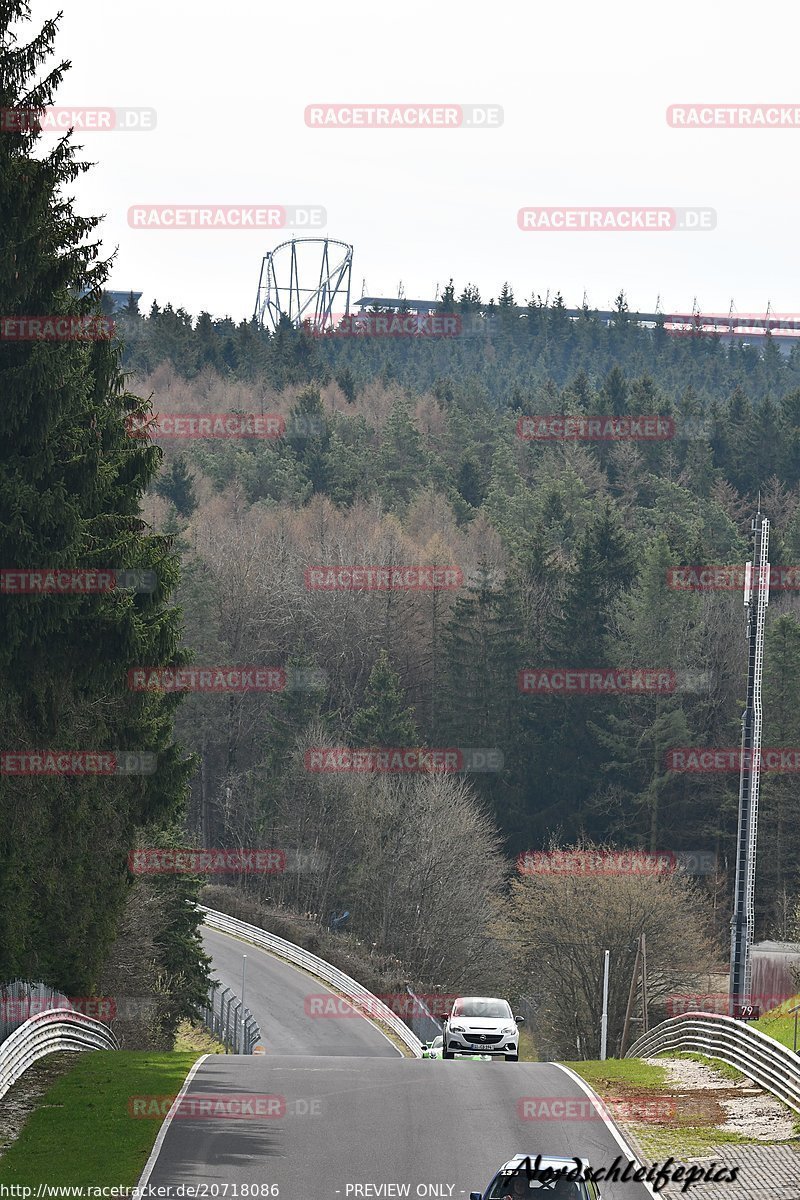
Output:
[
  {"xmin": 501, "ymin": 1025, "xmax": 516, "ymax": 1035},
  {"xmin": 450, "ymin": 1024, "xmax": 465, "ymax": 1033}
]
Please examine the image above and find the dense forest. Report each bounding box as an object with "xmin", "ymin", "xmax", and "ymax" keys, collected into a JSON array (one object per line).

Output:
[
  {"xmin": 4, "ymin": 0, "xmax": 800, "ymax": 1056},
  {"xmin": 115, "ymin": 296, "xmax": 800, "ymax": 963}
]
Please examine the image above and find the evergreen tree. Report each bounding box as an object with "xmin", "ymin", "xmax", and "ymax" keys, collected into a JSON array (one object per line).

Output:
[
  {"xmin": 591, "ymin": 533, "xmax": 700, "ymax": 849},
  {"xmin": 376, "ymin": 401, "xmax": 429, "ymax": 507},
  {"xmin": 759, "ymin": 614, "xmax": 800, "ymax": 926},
  {"xmin": 351, "ymin": 651, "xmax": 418, "ymax": 747},
  {"xmin": 440, "ymin": 279, "xmax": 456, "ymax": 311},
  {"xmin": 538, "ymin": 504, "xmax": 636, "ymax": 832},
  {"xmin": 439, "ymin": 563, "xmax": 527, "ymax": 838},
  {"xmin": 155, "ymin": 454, "xmax": 198, "ymax": 517},
  {"xmin": 335, "ymin": 365, "xmax": 357, "ymax": 403},
  {"xmin": 285, "ymin": 385, "xmax": 331, "ymax": 493},
  {"xmin": 0, "ymin": 2, "xmax": 195, "ymax": 992}
]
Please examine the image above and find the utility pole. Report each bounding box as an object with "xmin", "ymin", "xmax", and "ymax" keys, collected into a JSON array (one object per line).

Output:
[
  {"xmin": 641, "ymin": 933, "xmax": 649, "ymax": 1034},
  {"xmin": 600, "ymin": 950, "xmax": 610, "ymax": 1060},
  {"xmin": 241, "ymin": 954, "xmax": 248, "ymax": 1054},
  {"xmin": 729, "ymin": 512, "xmax": 770, "ymax": 1014},
  {"xmin": 620, "ymin": 936, "xmax": 642, "ymax": 1056}
]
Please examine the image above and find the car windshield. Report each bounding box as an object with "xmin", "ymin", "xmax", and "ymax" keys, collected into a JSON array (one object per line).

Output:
[
  {"xmin": 452, "ymin": 998, "xmax": 512, "ymax": 1019},
  {"xmin": 432, "ymin": 1036, "xmax": 443, "ymax": 1047},
  {"xmin": 487, "ymin": 1175, "xmax": 588, "ymax": 1198}
]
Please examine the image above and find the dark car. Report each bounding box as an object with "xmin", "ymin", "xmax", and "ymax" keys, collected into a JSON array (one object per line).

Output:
[{"xmin": 470, "ymin": 1156, "xmax": 603, "ymax": 1200}]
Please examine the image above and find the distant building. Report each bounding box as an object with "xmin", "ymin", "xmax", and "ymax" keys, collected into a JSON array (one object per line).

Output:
[{"xmin": 750, "ymin": 941, "xmax": 800, "ymax": 1003}]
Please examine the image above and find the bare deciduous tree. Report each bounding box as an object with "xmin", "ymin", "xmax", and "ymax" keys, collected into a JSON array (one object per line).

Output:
[{"xmin": 502, "ymin": 849, "xmax": 716, "ymax": 1059}]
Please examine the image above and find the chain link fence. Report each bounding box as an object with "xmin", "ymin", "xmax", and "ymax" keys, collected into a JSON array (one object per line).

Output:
[
  {"xmin": 0, "ymin": 980, "xmax": 71, "ymax": 1046},
  {"xmin": 201, "ymin": 982, "xmax": 261, "ymax": 1054}
]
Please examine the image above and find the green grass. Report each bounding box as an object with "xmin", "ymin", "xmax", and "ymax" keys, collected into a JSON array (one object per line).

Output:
[
  {"xmin": 0, "ymin": 1051, "xmax": 200, "ymax": 1186},
  {"xmin": 748, "ymin": 993, "xmax": 800, "ymax": 1052},
  {"xmin": 752, "ymin": 1014, "xmax": 800, "ymax": 1051},
  {"xmin": 173, "ymin": 1019, "xmax": 226, "ymax": 1054},
  {"xmin": 636, "ymin": 1124, "xmax": 764, "ymax": 1160},
  {"xmin": 518, "ymin": 1027, "xmax": 538, "ymax": 1061},
  {"xmin": 565, "ymin": 1053, "xmax": 800, "ymax": 1160},
  {"xmin": 562, "ymin": 1057, "xmax": 670, "ymax": 1089}
]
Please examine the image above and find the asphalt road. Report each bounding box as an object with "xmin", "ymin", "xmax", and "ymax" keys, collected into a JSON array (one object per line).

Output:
[
  {"xmin": 202, "ymin": 926, "xmax": 399, "ymax": 1057},
  {"xmin": 145, "ymin": 1056, "xmax": 652, "ymax": 1198},
  {"xmin": 143, "ymin": 927, "xmax": 651, "ymax": 1198}
]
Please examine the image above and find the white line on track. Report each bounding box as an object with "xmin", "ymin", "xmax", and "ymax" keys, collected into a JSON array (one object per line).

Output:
[
  {"xmin": 136, "ymin": 1053, "xmax": 210, "ymax": 1191},
  {"xmin": 553, "ymin": 1062, "xmax": 658, "ymax": 1197}
]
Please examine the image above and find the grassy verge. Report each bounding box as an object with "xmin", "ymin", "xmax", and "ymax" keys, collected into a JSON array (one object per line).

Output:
[
  {"xmin": 749, "ymin": 993, "xmax": 800, "ymax": 1052},
  {"xmin": 635, "ymin": 1125, "xmax": 759, "ymax": 1159},
  {"xmin": 752, "ymin": 1015, "xmax": 800, "ymax": 1051},
  {"xmin": 0, "ymin": 1051, "xmax": 199, "ymax": 1186},
  {"xmin": 562, "ymin": 1057, "xmax": 670, "ymax": 1089},
  {"xmin": 563, "ymin": 1055, "xmax": 796, "ymax": 1163},
  {"xmin": 518, "ymin": 1027, "xmax": 537, "ymax": 1062},
  {"xmin": 173, "ymin": 1018, "xmax": 226, "ymax": 1054}
]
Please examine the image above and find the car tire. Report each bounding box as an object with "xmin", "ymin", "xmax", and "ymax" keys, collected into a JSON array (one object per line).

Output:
[
  {"xmin": 505, "ymin": 1053, "xmax": 519, "ymax": 1062},
  {"xmin": 443, "ymin": 1038, "xmax": 454, "ymax": 1060}
]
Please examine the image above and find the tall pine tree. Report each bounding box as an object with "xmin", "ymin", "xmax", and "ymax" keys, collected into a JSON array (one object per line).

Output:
[{"xmin": 0, "ymin": 2, "xmax": 197, "ymax": 993}]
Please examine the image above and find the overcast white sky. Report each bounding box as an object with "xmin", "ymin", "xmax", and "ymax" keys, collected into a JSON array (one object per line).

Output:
[{"xmin": 25, "ymin": 0, "xmax": 800, "ymax": 322}]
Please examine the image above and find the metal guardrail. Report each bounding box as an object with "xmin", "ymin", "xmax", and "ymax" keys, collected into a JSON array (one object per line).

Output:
[
  {"xmin": 201, "ymin": 981, "xmax": 261, "ymax": 1054},
  {"xmin": 627, "ymin": 1011, "xmax": 800, "ymax": 1114},
  {"xmin": 0, "ymin": 1008, "xmax": 119, "ymax": 1101},
  {"xmin": 200, "ymin": 906, "xmax": 423, "ymax": 1057}
]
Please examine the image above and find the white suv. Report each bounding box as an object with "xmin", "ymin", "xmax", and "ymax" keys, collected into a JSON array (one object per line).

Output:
[{"xmin": 442, "ymin": 996, "xmax": 522, "ymax": 1061}]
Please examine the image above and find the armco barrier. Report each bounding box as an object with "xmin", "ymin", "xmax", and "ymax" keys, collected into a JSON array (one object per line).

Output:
[
  {"xmin": 627, "ymin": 1012, "xmax": 800, "ymax": 1114},
  {"xmin": 200, "ymin": 906, "xmax": 423, "ymax": 1057},
  {"xmin": 0, "ymin": 1008, "xmax": 119, "ymax": 1101}
]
